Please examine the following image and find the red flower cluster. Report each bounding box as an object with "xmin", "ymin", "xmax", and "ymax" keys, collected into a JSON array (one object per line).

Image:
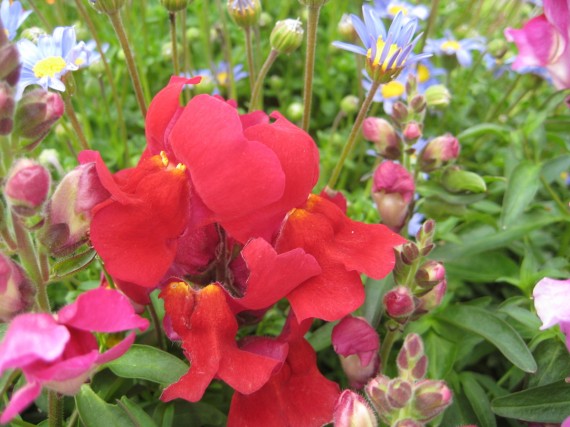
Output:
[{"xmin": 85, "ymin": 77, "xmax": 405, "ymax": 426}]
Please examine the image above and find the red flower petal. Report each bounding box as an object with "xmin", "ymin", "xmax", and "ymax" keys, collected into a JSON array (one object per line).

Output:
[{"xmin": 160, "ymin": 282, "xmax": 283, "ymax": 402}]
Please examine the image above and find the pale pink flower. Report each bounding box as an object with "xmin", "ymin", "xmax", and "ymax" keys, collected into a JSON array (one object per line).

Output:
[{"xmin": 533, "ymin": 277, "xmax": 570, "ymax": 351}]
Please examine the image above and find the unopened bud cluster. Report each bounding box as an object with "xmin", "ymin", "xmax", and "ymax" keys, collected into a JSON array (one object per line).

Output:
[
  {"xmin": 363, "ymin": 334, "xmax": 452, "ymax": 426},
  {"xmin": 0, "ymin": 19, "xmax": 20, "ymax": 136}
]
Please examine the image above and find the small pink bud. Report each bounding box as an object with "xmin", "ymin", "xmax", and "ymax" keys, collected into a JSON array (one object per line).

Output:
[
  {"xmin": 13, "ymin": 89, "xmax": 64, "ymax": 150},
  {"xmin": 0, "ymin": 82, "xmax": 15, "ymax": 135},
  {"xmin": 362, "ymin": 117, "xmax": 401, "ymax": 159},
  {"xmin": 415, "ymin": 260, "xmax": 446, "ymax": 290},
  {"xmin": 5, "ymin": 159, "xmax": 50, "ymax": 216},
  {"xmin": 403, "ymin": 121, "xmax": 422, "ymax": 141},
  {"xmin": 40, "ymin": 163, "xmax": 109, "ymax": 256},
  {"xmin": 387, "ymin": 378, "xmax": 413, "ymax": 409},
  {"xmin": 391, "ymin": 101, "xmax": 408, "ymax": 123},
  {"xmin": 0, "ymin": 252, "xmax": 34, "ymax": 322},
  {"xmin": 416, "ymin": 281, "xmax": 447, "ymax": 314},
  {"xmin": 397, "ymin": 333, "xmax": 427, "ymax": 381},
  {"xmin": 409, "ymin": 94, "xmax": 426, "ymax": 113},
  {"xmin": 0, "ymin": 43, "xmax": 21, "ymax": 86},
  {"xmin": 365, "ymin": 375, "xmax": 392, "ymax": 420},
  {"xmin": 420, "ymin": 134, "xmax": 460, "ymax": 172},
  {"xmin": 333, "ymin": 390, "xmax": 378, "ymax": 427},
  {"xmin": 384, "ymin": 286, "xmax": 416, "ymax": 320},
  {"xmin": 411, "ymin": 379, "xmax": 453, "ymax": 422}
]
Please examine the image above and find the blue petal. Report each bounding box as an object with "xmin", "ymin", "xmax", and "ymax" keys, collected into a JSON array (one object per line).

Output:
[{"xmin": 332, "ymin": 41, "xmax": 367, "ymax": 56}]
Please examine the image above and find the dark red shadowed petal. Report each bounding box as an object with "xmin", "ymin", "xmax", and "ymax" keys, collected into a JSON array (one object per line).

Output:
[
  {"xmin": 160, "ymin": 282, "xmax": 284, "ymax": 402},
  {"xmin": 90, "ymin": 156, "xmax": 190, "ymax": 287}
]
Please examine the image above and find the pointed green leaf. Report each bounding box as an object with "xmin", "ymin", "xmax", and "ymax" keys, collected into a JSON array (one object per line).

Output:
[
  {"xmin": 492, "ymin": 380, "xmax": 570, "ymax": 422},
  {"xmin": 118, "ymin": 396, "xmax": 158, "ymax": 427},
  {"xmin": 51, "ymin": 248, "xmax": 97, "ymax": 279},
  {"xmin": 436, "ymin": 305, "xmax": 536, "ymax": 373},
  {"xmin": 106, "ymin": 344, "xmax": 187, "ymax": 386},
  {"xmin": 500, "ymin": 161, "xmax": 542, "ymax": 229},
  {"xmin": 460, "ymin": 372, "xmax": 497, "ymax": 427},
  {"xmin": 75, "ymin": 385, "xmax": 132, "ymax": 427}
]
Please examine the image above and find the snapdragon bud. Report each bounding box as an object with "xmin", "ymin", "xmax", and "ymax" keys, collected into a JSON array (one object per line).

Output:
[
  {"xmin": 403, "ymin": 121, "xmax": 422, "ymax": 142},
  {"xmin": 442, "ymin": 166, "xmax": 487, "ymax": 193},
  {"xmin": 416, "ymin": 280, "xmax": 446, "ymax": 314},
  {"xmin": 383, "ymin": 286, "xmax": 416, "ymax": 321},
  {"xmin": 13, "ymin": 89, "xmax": 64, "ymax": 151},
  {"xmin": 387, "ymin": 378, "xmax": 414, "ymax": 409},
  {"xmin": 0, "ymin": 252, "xmax": 34, "ymax": 321},
  {"xmin": 411, "ymin": 379, "xmax": 453, "ymax": 422},
  {"xmin": 391, "ymin": 101, "xmax": 408, "ymax": 124},
  {"xmin": 362, "ymin": 117, "xmax": 401, "ymax": 159},
  {"xmin": 365, "ymin": 375, "xmax": 391, "ymax": 417},
  {"xmin": 88, "ymin": 0, "xmax": 126, "ymax": 14},
  {"xmin": 420, "ymin": 134, "xmax": 460, "ymax": 172},
  {"xmin": 160, "ymin": 0, "xmax": 189, "ymax": 12},
  {"xmin": 5, "ymin": 159, "xmax": 50, "ymax": 216},
  {"xmin": 0, "ymin": 82, "xmax": 15, "ymax": 135},
  {"xmin": 415, "ymin": 260, "xmax": 446, "ymax": 290},
  {"xmin": 0, "ymin": 40, "xmax": 21, "ymax": 86},
  {"xmin": 40, "ymin": 163, "xmax": 110, "ymax": 256},
  {"xmin": 424, "ymin": 84, "xmax": 451, "ymax": 108},
  {"xmin": 333, "ymin": 390, "xmax": 378, "ymax": 427},
  {"xmin": 397, "ymin": 333, "xmax": 427, "ymax": 381},
  {"xmin": 227, "ymin": 0, "xmax": 261, "ymax": 28},
  {"xmin": 270, "ymin": 19, "xmax": 304, "ymax": 55},
  {"xmin": 338, "ymin": 14, "xmax": 357, "ymax": 41},
  {"xmin": 415, "ymin": 219, "xmax": 435, "ymax": 253}
]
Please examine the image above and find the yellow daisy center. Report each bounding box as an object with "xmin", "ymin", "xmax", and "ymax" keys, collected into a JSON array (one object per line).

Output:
[
  {"xmin": 217, "ymin": 71, "xmax": 228, "ymax": 86},
  {"xmin": 417, "ymin": 64, "xmax": 430, "ymax": 83},
  {"xmin": 441, "ymin": 40, "xmax": 460, "ymax": 52},
  {"xmin": 33, "ymin": 56, "xmax": 67, "ymax": 78},
  {"xmin": 366, "ymin": 37, "xmax": 402, "ymax": 71},
  {"xmin": 388, "ymin": 5, "xmax": 408, "ymax": 15},
  {"xmin": 381, "ymin": 81, "xmax": 405, "ymax": 98}
]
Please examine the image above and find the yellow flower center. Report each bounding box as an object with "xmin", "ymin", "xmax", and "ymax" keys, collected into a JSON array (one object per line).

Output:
[
  {"xmin": 3, "ymin": 28, "xmax": 8, "ymax": 38},
  {"xmin": 217, "ymin": 71, "xmax": 228, "ymax": 85},
  {"xmin": 74, "ymin": 57, "xmax": 85, "ymax": 67},
  {"xmin": 441, "ymin": 40, "xmax": 460, "ymax": 52},
  {"xmin": 366, "ymin": 37, "xmax": 402, "ymax": 71},
  {"xmin": 417, "ymin": 64, "xmax": 430, "ymax": 83},
  {"xmin": 381, "ymin": 81, "xmax": 405, "ymax": 98},
  {"xmin": 388, "ymin": 5, "xmax": 408, "ymax": 15},
  {"xmin": 33, "ymin": 56, "xmax": 67, "ymax": 78}
]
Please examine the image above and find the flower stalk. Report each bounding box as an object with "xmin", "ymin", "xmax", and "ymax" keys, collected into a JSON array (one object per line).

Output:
[
  {"xmin": 169, "ymin": 12, "xmax": 180, "ymax": 76},
  {"xmin": 301, "ymin": 5, "xmax": 322, "ymax": 131},
  {"xmin": 62, "ymin": 90, "xmax": 90, "ymax": 151},
  {"xmin": 249, "ymin": 49, "xmax": 279, "ymax": 111}
]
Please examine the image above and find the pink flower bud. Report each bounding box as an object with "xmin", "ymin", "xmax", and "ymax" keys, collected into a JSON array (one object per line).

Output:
[
  {"xmin": 383, "ymin": 286, "xmax": 416, "ymax": 321},
  {"xmin": 5, "ymin": 159, "xmax": 50, "ymax": 216},
  {"xmin": 387, "ymin": 378, "xmax": 413, "ymax": 409},
  {"xmin": 332, "ymin": 316, "xmax": 380, "ymax": 389},
  {"xmin": 403, "ymin": 121, "xmax": 422, "ymax": 141},
  {"xmin": 40, "ymin": 163, "xmax": 109, "ymax": 256},
  {"xmin": 0, "ymin": 43, "xmax": 21, "ymax": 86},
  {"xmin": 416, "ymin": 281, "xmax": 447, "ymax": 314},
  {"xmin": 333, "ymin": 390, "xmax": 378, "ymax": 427},
  {"xmin": 365, "ymin": 375, "xmax": 392, "ymax": 419},
  {"xmin": 362, "ymin": 117, "xmax": 401, "ymax": 159},
  {"xmin": 0, "ymin": 252, "xmax": 34, "ymax": 322},
  {"xmin": 415, "ymin": 260, "xmax": 446, "ymax": 290},
  {"xmin": 411, "ymin": 379, "xmax": 453, "ymax": 422},
  {"xmin": 420, "ymin": 134, "xmax": 460, "ymax": 172},
  {"xmin": 0, "ymin": 82, "xmax": 15, "ymax": 135},
  {"xmin": 397, "ymin": 333, "xmax": 427, "ymax": 381},
  {"xmin": 13, "ymin": 89, "xmax": 64, "ymax": 150}
]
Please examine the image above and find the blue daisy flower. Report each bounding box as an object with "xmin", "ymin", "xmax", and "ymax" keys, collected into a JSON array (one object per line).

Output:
[
  {"xmin": 0, "ymin": 0, "xmax": 31, "ymax": 41},
  {"xmin": 333, "ymin": 5, "xmax": 430, "ymax": 83},
  {"xmin": 372, "ymin": 0, "xmax": 429, "ymax": 21},
  {"xmin": 425, "ymin": 30, "xmax": 486, "ymax": 67},
  {"xmin": 16, "ymin": 26, "xmax": 86, "ymax": 98}
]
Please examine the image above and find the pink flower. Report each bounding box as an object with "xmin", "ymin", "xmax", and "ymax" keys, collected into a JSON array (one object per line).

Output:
[
  {"xmin": 505, "ymin": 0, "xmax": 570, "ymax": 89},
  {"xmin": 0, "ymin": 287, "xmax": 149, "ymax": 423},
  {"xmin": 533, "ymin": 277, "xmax": 570, "ymax": 351}
]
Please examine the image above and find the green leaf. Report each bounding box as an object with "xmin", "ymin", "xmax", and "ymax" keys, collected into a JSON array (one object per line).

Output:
[
  {"xmin": 436, "ymin": 305, "xmax": 537, "ymax": 373},
  {"xmin": 499, "ymin": 161, "xmax": 542, "ymax": 229},
  {"xmin": 444, "ymin": 251, "xmax": 519, "ymax": 283},
  {"xmin": 457, "ymin": 123, "xmax": 511, "ymax": 141},
  {"xmin": 307, "ymin": 321, "xmax": 336, "ymax": 352},
  {"xmin": 460, "ymin": 372, "xmax": 497, "ymax": 427},
  {"xmin": 492, "ymin": 380, "xmax": 570, "ymax": 422},
  {"xmin": 51, "ymin": 248, "xmax": 97, "ymax": 279},
  {"xmin": 424, "ymin": 332, "xmax": 456, "ymax": 379},
  {"xmin": 417, "ymin": 181, "xmax": 487, "ymax": 205},
  {"xmin": 106, "ymin": 345, "xmax": 187, "ymax": 386},
  {"xmin": 75, "ymin": 385, "xmax": 132, "ymax": 427},
  {"xmin": 118, "ymin": 396, "xmax": 158, "ymax": 427},
  {"xmin": 541, "ymin": 154, "xmax": 570, "ymax": 183},
  {"xmin": 529, "ymin": 339, "xmax": 570, "ymax": 388}
]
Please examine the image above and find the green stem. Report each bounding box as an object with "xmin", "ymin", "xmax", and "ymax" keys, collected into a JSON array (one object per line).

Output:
[
  {"xmin": 108, "ymin": 11, "xmax": 148, "ymax": 118},
  {"xmin": 327, "ymin": 79, "xmax": 381, "ymax": 189},
  {"xmin": 484, "ymin": 75, "xmax": 522, "ymax": 122},
  {"xmin": 418, "ymin": 0, "xmax": 439, "ymax": 52},
  {"xmin": 199, "ymin": 0, "xmax": 214, "ymax": 72},
  {"xmin": 26, "ymin": 0, "xmax": 52, "ymax": 31},
  {"xmin": 148, "ymin": 300, "xmax": 166, "ymax": 351},
  {"xmin": 74, "ymin": 0, "xmax": 128, "ymax": 164},
  {"xmin": 48, "ymin": 391, "xmax": 63, "ymax": 427},
  {"xmin": 249, "ymin": 49, "xmax": 279, "ymax": 111},
  {"xmin": 540, "ymin": 176, "xmax": 570, "ymax": 216},
  {"xmin": 380, "ymin": 326, "xmax": 401, "ymax": 372},
  {"xmin": 67, "ymin": 410, "xmax": 79, "ymax": 427},
  {"xmin": 180, "ymin": 8, "xmax": 193, "ymax": 72},
  {"xmin": 301, "ymin": 5, "xmax": 322, "ymax": 132},
  {"xmin": 62, "ymin": 92, "xmax": 90, "ymax": 151},
  {"xmin": 215, "ymin": 0, "xmax": 236, "ymax": 99},
  {"xmin": 169, "ymin": 12, "xmax": 180, "ymax": 76},
  {"xmin": 245, "ymin": 27, "xmax": 256, "ymax": 93},
  {"xmin": 0, "ymin": 135, "xmax": 12, "ymax": 178}
]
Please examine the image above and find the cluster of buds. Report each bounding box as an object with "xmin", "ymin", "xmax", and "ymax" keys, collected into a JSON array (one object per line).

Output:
[
  {"xmin": 385, "ymin": 220, "xmax": 447, "ymax": 321},
  {"xmin": 0, "ymin": 19, "xmax": 20, "ymax": 137},
  {"xmin": 364, "ymin": 334, "xmax": 452, "ymax": 425}
]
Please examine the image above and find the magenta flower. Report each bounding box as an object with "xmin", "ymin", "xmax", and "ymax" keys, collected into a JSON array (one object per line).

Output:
[
  {"xmin": 0, "ymin": 287, "xmax": 149, "ymax": 423},
  {"xmin": 505, "ymin": 0, "xmax": 570, "ymax": 89},
  {"xmin": 533, "ymin": 277, "xmax": 570, "ymax": 351}
]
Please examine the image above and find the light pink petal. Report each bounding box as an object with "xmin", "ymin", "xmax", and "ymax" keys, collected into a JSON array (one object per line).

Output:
[
  {"xmin": 0, "ymin": 381, "xmax": 42, "ymax": 424},
  {"xmin": 564, "ymin": 415, "xmax": 570, "ymax": 427},
  {"xmin": 505, "ymin": 15, "xmax": 560, "ymax": 69},
  {"xmin": 57, "ymin": 287, "xmax": 149, "ymax": 333},
  {"xmin": 29, "ymin": 350, "xmax": 99, "ymax": 383},
  {"xmin": 0, "ymin": 314, "xmax": 69, "ymax": 372},
  {"xmin": 533, "ymin": 277, "xmax": 570, "ymax": 330},
  {"xmin": 546, "ymin": 40, "xmax": 570, "ymax": 89},
  {"xmin": 544, "ymin": 0, "xmax": 570, "ymax": 45}
]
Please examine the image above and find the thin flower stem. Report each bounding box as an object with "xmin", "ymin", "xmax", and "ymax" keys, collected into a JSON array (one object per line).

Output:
[
  {"xmin": 180, "ymin": 8, "xmax": 193, "ymax": 72},
  {"xmin": 540, "ymin": 176, "xmax": 570, "ymax": 217},
  {"xmin": 380, "ymin": 326, "xmax": 401, "ymax": 372},
  {"xmin": 0, "ymin": 135, "xmax": 13, "ymax": 177},
  {"xmin": 418, "ymin": 0, "xmax": 439, "ymax": 52},
  {"xmin": 484, "ymin": 74, "xmax": 522, "ymax": 122},
  {"xmin": 67, "ymin": 410, "xmax": 79, "ymax": 427},
  {"xmin": 249, "ymin": 49, "xmax": 279, "ymax": 112},
  {"xmin": 245, "ymin": 27, "xmax": 256, "ymax": 93},
  {"xmin": 73, "ymin": 0, "xmax": 128, "ymax": 163},
  {"xmin": 108, "ymin": 11, "xmax": 148, "ymax": 118},
  {"xmin": 48, "ymin": 392, "xmax": 63, "ymax": 427},
  {"xmin": 301, "ymin": 5, "xmax": 322, "ymax": 132},
  {"xmin": 327, "ymin": 79, "xmax": 381, "ymax": 189},
  {"xmin": 169, "ymin": 12, "xmax": 180, "ymax": 76},
  {"xmin": 148, "ymin": 300, "xmax": 167, "ymax": 351},
  {"xmin": 215, "ymin": 0, "xmax": 236, "ymax": 99},
  {"xmin": 62, "ymin": 92, "xmax": 90, "ymax": 151},
  {"xmin": 199, "ymin": 0, "xmax": 214, "ymax": 72},
  {"xmin": 26, "ymin": 0, "xmax": 52, "ymax": 31}
]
